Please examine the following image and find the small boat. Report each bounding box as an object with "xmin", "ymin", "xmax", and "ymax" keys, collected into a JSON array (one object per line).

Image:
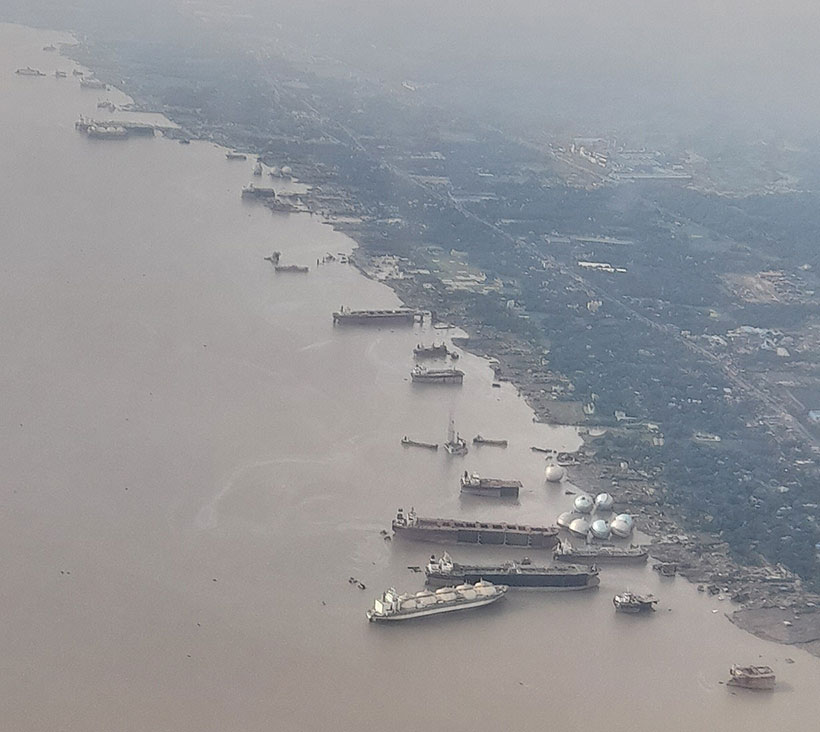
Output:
[
  {"xmin": 253, "ymin": 161, "xmax": 263, "ymax": 176},
  {"xmin": 16, "ymin": 67, "xmax": 45, "ymax": 76},
  {"xmin": 727, "ymin": 665, "xmax": 776, "ymax": 691},
  {"xmin": 653, "ymin": 562, "xmax": 677, "ymax": 577},
  {"xmin": 530, "ymin": 445, "xmax": 552, "ymax": 454},
  {"xmin": 42, "ymin": 45, "xmax": 57, "ymax": 52},
  {"xmin": 263, "ymin": 251, "xmax": 281, "ymax": 265},
  {"xmin": 400, "ymin": 437, "xmax": 438, "ymax": 450},
  {"xmin": 226, "ymin": 151, "xmax": 247, "ymax": 160},
  {"xmin": 54, "ymin": 70, "xmax": 67, "ymax": 78},
  {"xmin": 72, "ymin": 69, "xmax": 84, "ymax": 76},
  {"xmin": 613, "ymin": 592, "xmax": 657, "ymax": 613},
  {"xmin": 472, "ymin": 435, "xmax": 508, "ymax": 447},
  {"xmin": 366, "ymin": 581, "xmax": 507, "ymax": 622},
  {"xmin": 242, "ymin": 183, "xmax": 276, "ymax": 199}
]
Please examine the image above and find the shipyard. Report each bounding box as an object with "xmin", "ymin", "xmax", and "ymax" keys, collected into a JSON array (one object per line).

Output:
[{"xmin": 4, "ymin": 14, "xmax": 820, "ymax": 732}]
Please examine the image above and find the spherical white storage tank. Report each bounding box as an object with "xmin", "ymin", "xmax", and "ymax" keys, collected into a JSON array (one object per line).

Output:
[
  {"xmin": 568, "ymin": 517, "xmax": 591, "ymax": 537},
  {"xmin": 594, "ymin": 492, "xmax": 614, "ymax": 512},
  {"xmin": 557, "ymin": 511, "xmax": 576, "ymax": 529},
  {"xmin": 610, "ymin": 513, "xmax": 634, "ymax": 538},
  {"xmin": 590, "ymin": 519, "xmax": 611, "ymax": 539},
  {"xmin": 573, "ymin": 495, "xmax": 594, "ymax": 514},
  {"xmin": 545, "ymin": 463, "xmax": 565, "ymax": 482}
]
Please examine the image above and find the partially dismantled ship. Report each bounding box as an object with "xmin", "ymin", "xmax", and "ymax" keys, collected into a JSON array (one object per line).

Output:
[
  {"xmin": 392, "ymin": 508, "xmax": 559, "ymax": 548},
  {"xmin": 553, "ymin": 540, "xmax": 649, "ymax": 564},
  {"xmin": 411, "ymin": 366, "xmax": 464, "ymax": 384},
  {"xmin": 460, "ymin": 471, "xmax": 521, "ymax": 498},
  {"xmin": 727, "ymin": 665, "xmax": 776, "ymax": 690}
]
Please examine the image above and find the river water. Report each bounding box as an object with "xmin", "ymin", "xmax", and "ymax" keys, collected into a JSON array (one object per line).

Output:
[{"xmin": 1, "ymin": 23, "xmax": 819, "ymax": 732}]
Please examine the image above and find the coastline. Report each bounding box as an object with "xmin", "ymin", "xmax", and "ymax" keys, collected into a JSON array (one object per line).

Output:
[{"xmin": 54, "ymin": 32, "xmax": 820, "ymax": 659}]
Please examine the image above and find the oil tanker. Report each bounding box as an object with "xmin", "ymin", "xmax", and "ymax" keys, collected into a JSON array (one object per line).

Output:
[
  {"xmin": 426, "ymin": 553, "xmax": 599, "ymax": 590},
  {"xmin": 392, "ymin": 508, "xmax": 559, "ymax": 548}
]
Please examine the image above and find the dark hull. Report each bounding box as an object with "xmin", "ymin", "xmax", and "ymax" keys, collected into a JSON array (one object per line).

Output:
[
  {"xmin": 393, "ymin": 521, "xmax": 558, "ymax": 549},
  {"xmin": 334, "ymin": 310, "xmax": 417, "ymax": 325},
  {"xmin": 427, "ymin": 569, "xmax": 597, "ymax": 590},
  {"xmin": 460, "ymin": 485, "xmax": 519, "ymax": 498}
]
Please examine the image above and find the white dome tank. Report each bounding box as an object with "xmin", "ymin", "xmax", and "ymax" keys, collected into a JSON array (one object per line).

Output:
[
  {"xmin": 594, "ymin": 492, "xmax": 614, "ymax": 512},
  {"xmin": 590, "ymin": 519, "xmax": 611, "ymax": 539},
  {"xmin": 568, "ymin": 517, "xmax": 591, "ymax": 537},
  {"xmin": 557, "ymin": 511, "xmax": 575, "ymax": 529},
  {"xmin": 573, "ymin": 495, "xmax": 594, "ymax": 514},
  {"xmin": 610, "ymin": 513, "xmax": 634, "ymax": 538},
  {"xmin": 545, "ymin": 463, "xmax": 565, "ymax": 482}
]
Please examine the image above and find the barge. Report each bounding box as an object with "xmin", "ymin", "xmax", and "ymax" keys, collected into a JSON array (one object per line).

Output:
[
  {"xmin": 426, "ymin": 553, "xmax": 599, "ymax": 590},
  {"xmin": 392, "ymin": 508, "xmax": 559, "ymax": 548}
]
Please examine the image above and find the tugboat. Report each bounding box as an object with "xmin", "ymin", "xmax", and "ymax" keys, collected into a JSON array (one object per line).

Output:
[
  {"xmin": 613, "ymin": 592, "xmax": 657, "ymax": 613},
  {"xmin": 727, "ymin": 665, "xmax": 776, "ymax": 690},
  {"xmin": 366, "ymin": 581, "xmax": 507, "ymax": 621},
  {"xmin": 444, "ymin": 418, "xmax": 468, "ymax": 456},
  {"xmin": 426, "ymin": 553, "xmax": 599, "ymax": 590}
]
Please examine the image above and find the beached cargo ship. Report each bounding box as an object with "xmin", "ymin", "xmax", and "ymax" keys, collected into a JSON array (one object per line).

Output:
[
  {"xmin": 333, "ymin": 307, "xmax": 419, "ymax": 325},
  {"xmin": 613, "ymin": 592, "xmax": 657, "ymax": 613},
  {"xmin": 392, "ymin": 508, "xmax": 559, "ymax": 548},
  {"xmin": 426, "ymin": 553, "xmax": 599, "ymax": 590},
  {"xmin": 366, "ymin": 581, "xmax": 507, "ymax": 622},
  {"xmin": 727, "ymin": 665, "xmax": 776, "ymax": 690},
  {"xmin": 459, "ymin": 471, "xmax": 521, "ymax": 498},
  {"xmin": 553, "ymin": 540, "xmax": 648, "ymax": 564},
  {"xmin": 242, "ymin": 184, "xmax": 276, "ymax": 199},
  {"xmin": 472, "ymin": 435, "xmax": 508, "ymax": 447},
  {"xmin": 274, "ymin": 264, "xmax": 309, "ymax": 273},
  {"xmin": 411, "ymin": 366, "xmax": 464, "ymax": 385},
  {"xmin": 413, "ymin": 343, "xmax": 448, "ymax": 358}
]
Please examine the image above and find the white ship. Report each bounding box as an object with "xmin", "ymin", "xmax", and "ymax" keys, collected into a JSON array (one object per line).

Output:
[{"xmin": 366, "ymin": 581, "xmax": 507, "ymax": 621}]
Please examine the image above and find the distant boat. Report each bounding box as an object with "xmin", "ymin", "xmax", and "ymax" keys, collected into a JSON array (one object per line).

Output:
[
  {"xmin": 472, "ymin": 435, "xmax": 508, "ymax": 447},
  {"xmin": 226, "ymin": 151, "xmax": 247, "ymax": 160},
  {"xmin": 727, "ymin": 665, "xmax": 775, "ymax": 691},
  {"xmin": 16, "ymin": 67, "xmax": 45, "ymax": 76},
  {"xmin": 613, "ymin": 592, "xmax": 657, "ymax": 613},
  {"xmin": 274, "ymin": 264, "xmax": 309, "ymax": 273},
  {"xmin": 42, "ymin": 44, "xmax": 57, "ymax": 52},
  {"xmin": 400, "ymin": 436, "xmax": 438, "ymax": 450},
  {"xmin": 79, "ymin": 78, "xmax": 107, "ymax": 89},
  {"xmin": 253, "ymin": 161, "xmax": 263, "ymax": 176},
  {"xmin": 54, "ymin": 70, "xmax": 67, "ymax": 78}
]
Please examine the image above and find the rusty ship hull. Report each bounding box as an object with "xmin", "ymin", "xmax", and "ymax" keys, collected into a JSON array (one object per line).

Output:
[{"xmin": 392, "ymin": 510, "xmax": 558, "ymax": 548}]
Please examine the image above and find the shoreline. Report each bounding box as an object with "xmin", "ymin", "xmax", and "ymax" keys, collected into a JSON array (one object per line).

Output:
[{"xmin": 55, "ymin": 31, "xmax": 820, "ymax": 660}]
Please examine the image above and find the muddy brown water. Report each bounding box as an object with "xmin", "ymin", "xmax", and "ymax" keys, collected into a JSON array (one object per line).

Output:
[{"xmin": 2, "ymin": 23, "xmax": 819, "ymax": 732}]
